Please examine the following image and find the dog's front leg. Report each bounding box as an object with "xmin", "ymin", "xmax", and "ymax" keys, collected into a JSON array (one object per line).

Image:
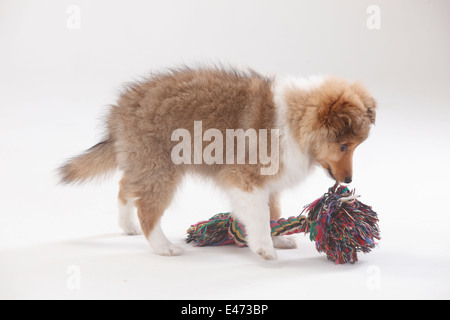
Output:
[{"xmin": 228, "ymin": 188, "xmax": 277, "ymax": 260}]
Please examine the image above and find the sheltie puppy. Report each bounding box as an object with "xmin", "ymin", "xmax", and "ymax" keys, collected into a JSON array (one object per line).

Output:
[{"xmin": 59, "ymin": 66, "xmax": 376, "ymax": 260}]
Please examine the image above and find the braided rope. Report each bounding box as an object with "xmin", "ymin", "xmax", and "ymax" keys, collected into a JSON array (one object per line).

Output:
[
  {"xmin": 187, "ymin": 213, "xmax": 308, "ymax": 248},
  {"xmin": 186, "ymin": 183, "xmax": 380, "ymax": 264}
]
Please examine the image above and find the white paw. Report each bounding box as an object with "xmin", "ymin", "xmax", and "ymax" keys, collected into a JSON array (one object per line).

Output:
[
  {"xmin": 118, "ymin": 198, "xmax": 142, "ymax": 235},
  {"xmin": 254, "ymin": 245, "xmax": 278, "ymax": 260},
  {"xmin": 153, "ymin": 244, "xmax": 184, "ymax": 256},
  {"xmin": 272, "ymin": 235, "xmax": 297, "ymax": 249},
  {"xmin": 119, "ymin": 219, "xmax": 142, "ymax": 236},
  {"xmin": 147, "ymin": 222, "xmax": 182, "ymax": 256}
]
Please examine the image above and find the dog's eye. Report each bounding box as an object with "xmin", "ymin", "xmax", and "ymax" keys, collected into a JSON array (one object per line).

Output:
[{"xmin": 340, "ymin": 144, "xmax": 348, "ymax": 152}]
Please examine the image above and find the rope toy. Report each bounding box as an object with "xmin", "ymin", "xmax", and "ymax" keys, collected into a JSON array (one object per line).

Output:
[{"xmin": 186, "ymin": 184, "xmax": 380, "ymax": 264}]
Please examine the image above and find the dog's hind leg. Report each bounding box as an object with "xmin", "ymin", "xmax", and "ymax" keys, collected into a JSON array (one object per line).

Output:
[
  {"xmin": 132, "ymin": 169, "xmax": 183, "ymax": 256},
  {"xmin": 117, "ymin": 177, "xmax": 142, "ymax": 235}
]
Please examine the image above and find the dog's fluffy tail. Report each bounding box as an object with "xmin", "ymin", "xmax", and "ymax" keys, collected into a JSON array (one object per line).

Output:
[{"xmin": 59, "ymin": 138, "xmax": 117, "ymax": 184}]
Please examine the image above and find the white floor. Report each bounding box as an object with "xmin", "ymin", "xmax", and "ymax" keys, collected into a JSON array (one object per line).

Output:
[{"xmin": 1, "ymin": 88, "xmax": 450, "ymax": 300}]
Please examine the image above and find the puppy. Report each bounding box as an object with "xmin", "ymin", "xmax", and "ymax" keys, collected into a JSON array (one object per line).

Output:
[{"xmin": 59, "ymin": 67, "xmax": 376, "ymax": 260}]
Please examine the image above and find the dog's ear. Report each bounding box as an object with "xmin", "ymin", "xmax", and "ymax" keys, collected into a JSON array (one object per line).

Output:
[
  {"xmin": 317, "ymin": 94, "xmax": 364, "ymax": 136},
  {"xmin": 351, "ymin": 81, "xmax": 377, "ymax": 124}
]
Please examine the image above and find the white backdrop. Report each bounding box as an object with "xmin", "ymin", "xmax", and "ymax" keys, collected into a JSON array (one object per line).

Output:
[{"xmin": 1, "ymin": 0, "xmax": 449, "ymax": 300}]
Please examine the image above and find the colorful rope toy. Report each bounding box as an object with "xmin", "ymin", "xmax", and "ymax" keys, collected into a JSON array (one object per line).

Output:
[{"xmin": 186, "ymin": 184, "xmax": 380, "ymax": 264}]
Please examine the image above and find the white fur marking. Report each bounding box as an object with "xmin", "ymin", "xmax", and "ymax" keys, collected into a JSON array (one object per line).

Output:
[
  {"xmin": 269, "ymin": 75, "xmax": 328, "ymax": 191},
  {"xmin": 227, "ymin": 188, "xmax": 277, "ymax": 260},
  {"xmin": 147, "ymin": 221, "xmax": 183, "ymax": 256},
  {"xmin": 118, "ymin": 198, "xmax": 142, "ymax": 235},
  {"xmin": 272, "ymin": 235, "xmax": 297, "ymax": 249}
]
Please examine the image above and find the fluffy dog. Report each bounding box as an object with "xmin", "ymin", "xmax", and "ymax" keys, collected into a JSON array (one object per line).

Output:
[{"xmin": 59, "ymin": 67, "xmax": 376, "ymax": 260}]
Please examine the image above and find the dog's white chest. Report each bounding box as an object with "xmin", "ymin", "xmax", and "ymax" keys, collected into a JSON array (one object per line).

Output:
[{"xmin": 268, "ymin": 132, "xmax": 313, "ymax": 192}]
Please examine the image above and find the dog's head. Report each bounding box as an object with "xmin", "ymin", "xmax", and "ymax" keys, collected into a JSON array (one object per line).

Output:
[
  {"xmin": 286, "ymin": 76, "xmax": 377, "ymax": 184},
  {"xmin": 314, "ymin": 79, "xmax": 376, "ymax": 183}
]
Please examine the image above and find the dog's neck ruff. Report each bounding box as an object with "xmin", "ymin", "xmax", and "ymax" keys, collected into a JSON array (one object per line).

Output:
[{"xmin": 269, "ymin": 76, "xmax": 327, "ymax": 191}]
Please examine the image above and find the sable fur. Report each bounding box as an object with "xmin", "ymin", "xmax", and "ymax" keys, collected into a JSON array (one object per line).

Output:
[{"xmin": 59, "ymin": 66, "xmax": 376, "ymax": 260}]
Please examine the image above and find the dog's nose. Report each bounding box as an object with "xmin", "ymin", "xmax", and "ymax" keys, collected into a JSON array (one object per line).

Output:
[{"xmin": 344, "ymin": 176, "xmax": 352, "ymax": 184}]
